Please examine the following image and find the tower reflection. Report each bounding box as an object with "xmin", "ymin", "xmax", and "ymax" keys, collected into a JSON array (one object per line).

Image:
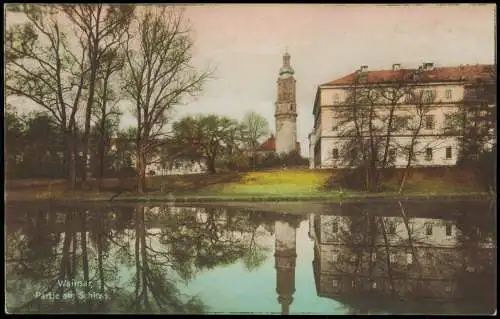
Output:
[{"xmin": 274, "ymin": 218, "xmax": 298, "ymax": 315}]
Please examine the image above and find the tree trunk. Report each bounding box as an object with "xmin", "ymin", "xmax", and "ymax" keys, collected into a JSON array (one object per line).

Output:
[
  {"xmin": 79, "ymin": 209, "xmax": 90, "ymax": 301},
  {"xmin": 82, "ymin": 44, "xmax": 99, "ymax": 184},
  {"xmin": 137, "ymin": 150, "xmax": 146, "ymax": 193},
  {"xmin": 97, "ymin": 135, "xmax": 105, "ymax": 192},
  {"xmin": 399, "ymin": 155, "xmax": 413, "ymax": 194},
  {"xmin": 207, "ymin": 157, "xmax": 216, "ymax": 174},
  {"xmin": 65, "ymin": 130, "xmax": 77, "ymax": 191},
  {"xmin": 398, "ymin": 171, "xmax": 408, "ymax": 195}
]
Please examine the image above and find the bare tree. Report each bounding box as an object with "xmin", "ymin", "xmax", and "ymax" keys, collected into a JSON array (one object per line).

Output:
[
  {"xmin": 5, "ymin": 4, "xmax": 88, "ymax": 190},
  {"xmin": 333, "ymin": 72, "xmax": 387, "ymax": 192},
  {"xmin": 122, "ymin": 6, "xmax": 212, "ymax": 193},
  {"xmin": 92, "ymin": 49, "xmax": 125, "ymax": 191},
  {"xmin": 61, "ymin": 4, "xmax": 135, "ymax": 183},
  {"xmin": 373, "ymin": 70, "xmax": 416, "ymax": 171},
  {"xmin": 398, "ymin": 85, "xmax": 436, "ymax": 194},
  {"xmin": 241, "ymin": 111, "xmax": 270, "ymax": 170}
]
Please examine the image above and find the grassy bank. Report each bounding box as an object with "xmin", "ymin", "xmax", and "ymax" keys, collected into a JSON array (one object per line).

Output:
[{"xmin": 5, "ymin": 167, "xmax": 493, "ymax": 202}]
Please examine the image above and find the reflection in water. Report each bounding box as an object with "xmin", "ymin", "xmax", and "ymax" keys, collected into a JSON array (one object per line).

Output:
[
  {"xmin": 5, "ymin": 200, "xmax": 496, "ymax": 314},
  {"xmin": 274, "ymin": 218, "xmax": 299, "ymax": 315},
  {"xmin": 310, "ymin": 200, "xmax": 496, "ymax": 315}
]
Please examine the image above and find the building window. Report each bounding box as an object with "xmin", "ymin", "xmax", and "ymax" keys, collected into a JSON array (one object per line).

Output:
[
  {"xmin": 399, "ymin": 117, "xmax": 408, "ymax": 129},
  {"xmin": 332, "ymin": 279, "xmax": 340, "ymax": 288},
  {"xmin": 332, "ymin": 252, "xmax": 339, "ymax": 262},
  {"xmin": 424, "ymin": 89, "xmax": 435, "ymax": 103},
  {"xmin": 424, "ymin": 251, "xmax": 433, "ymax": 265},
  {"xmin": 425, "ymin": 148, "xmax": 433, "ymax": 161},
  {"xmin": 333, "ymin": 93, "xmax": 340, "ymax": 103},
  {"xmin": 444, "ymin": 114, "xmax": 453, "ymax": 130},
  {"xmin": 425, "ymin": 223, "xmax": 433, "ymax": 236},
  {"xmin": 406, "ymin": 252, "xmax": 413, "ymax": 264},
  {"xmin": 446, "ymin": 146, "xmax": 452, "ymax": 159},
  {"xmin": 372, "ymin": 281, "xmax": 377, "ymax": 289},
  {"xmin": 352, "ymin": 280, "xmax": 356, "ymax": 288},
  {"xmin": 475, "ymin": 226, "xmax": 482, "ymax": 237},
  {"xmin": 389, "ymin": 253, "xmax": 396, "ymax": 263},
  {"xmin": 445, "ymin": 89, "xmax": 452, "ymax": 99},
  {"xmin": 425, "ymin": 115, "xmax": 435, "ymax": 129},
  {"xmin": 409, "ymin": 222, "xmax": 415, "ymax": 234},
  {"xmin": 404, "ymin": 93, "xmax": 413, "ymax": 104},
  {"xmin": 390, "ymin": 119, "xmax": 397, "ymax": 130},
  {"xmin": 445, "ymin": 224, "xmax": 453, "ymax": 237},
  {"xmin": 371, "ymin": 253, "xmax": 376, "ymax": 262},
  {"xmin": 332, "ymin": 222, "xmax": 339, "ymax": 234},
  {"xmin": 406, "ymin": 145, "xmax": 417, "ymax": 161},
  {"xmin": 290, "ymin": 105, "xmax": 293, "ymax": 111},
  {"xmin": 387, "ymin": 221, "xmax": 396, "ymax": 235},
  {"xmin": 332, "ymin": 148, "xmax": 339, "ymax": 159},
  {"xmin": 389, "ymin": 148, "xmax": 397, "ymax": 160}
]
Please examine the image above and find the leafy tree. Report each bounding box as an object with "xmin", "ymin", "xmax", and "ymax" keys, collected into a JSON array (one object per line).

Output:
[
  {"xmin": 21, "ymin": 112, "xmax": 65, "ymax": 178},
  {"xmin": 5, "ymin": 104, "xmax": 26, "ymax": 179},
  {"xmin": 171, "ymin": 115, "xmax": 241, "ymax": 174}
]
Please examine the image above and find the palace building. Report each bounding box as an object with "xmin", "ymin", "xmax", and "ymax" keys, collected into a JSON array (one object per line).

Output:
[{"xmin": 309, "ymin": 63, "xmax": 495, "ymax": 169}]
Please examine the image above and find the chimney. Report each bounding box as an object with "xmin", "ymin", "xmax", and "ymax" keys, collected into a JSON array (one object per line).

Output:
[
  {"xmin": 422, "ymin": 62, "xmax": 434, "ymax": 71},
  {"xmin": 360, "ymin": 65, "xmax": 368, "ymax": 72},
  {"xmin": 392, "ymin": 63, "xmax": 401, "ymax": 71}
]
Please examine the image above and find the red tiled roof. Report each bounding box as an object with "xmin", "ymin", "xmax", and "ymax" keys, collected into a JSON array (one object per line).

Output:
[
  {"xmin": 257, "ymin": 135, "xmax": 275, "ymax": 152},
  {"xmin": 257, "ymin": 136, "xmax": 300, "ymax": 153},
  {"xmin": 321, "ymin": 64, "xmax": 495, "ymax": 86}
]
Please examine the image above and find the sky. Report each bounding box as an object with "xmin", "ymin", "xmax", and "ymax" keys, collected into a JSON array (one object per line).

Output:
[{"xmin": 5, "ymin": 4, "xmax": 496, "ymax": 157}]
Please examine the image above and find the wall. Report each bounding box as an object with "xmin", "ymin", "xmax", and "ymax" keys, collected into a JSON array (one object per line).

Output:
[{"xmin": 276, "ymin": 116, "xmax": 298, "ymax": 155}]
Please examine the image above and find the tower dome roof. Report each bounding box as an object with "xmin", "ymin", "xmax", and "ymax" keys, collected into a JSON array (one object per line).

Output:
[{"xmin": 279, "ymin": 66, "xmax": 294, "ymax": 76}]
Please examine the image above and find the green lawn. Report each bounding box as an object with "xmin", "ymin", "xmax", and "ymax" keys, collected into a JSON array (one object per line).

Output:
[
  {"xmin": 202, "ymin": 170, "xmax": 334, "ymax": 196},
  {"xmin": 5, "ymin": 167, "xmax": 491, "ymax": 202}
]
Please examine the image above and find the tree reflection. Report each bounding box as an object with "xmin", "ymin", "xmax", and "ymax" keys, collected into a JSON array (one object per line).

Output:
[
  {"xmin": 311, "ymin": 200, "xmax": 496, "ymax": 315},
  {"xmin": 5, "ymin": 203, "xmax": 279, "ymax": 314}
]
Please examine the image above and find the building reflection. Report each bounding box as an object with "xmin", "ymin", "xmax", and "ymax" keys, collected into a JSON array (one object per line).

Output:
[
  {"xmin": 274, "ymin": 217, "xmax": 300, "ymax": 315},
  {"xmin": 310, "ymin": 201, "xmax": 496, "ymax": 313}
]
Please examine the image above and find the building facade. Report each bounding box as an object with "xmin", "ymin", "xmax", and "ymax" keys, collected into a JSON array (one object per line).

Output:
[
  {"xmin": 309, "ymin": 63, "xmax": 495, "ymax": 169},
  {"xmin": 310, "ymin": 201, "xmax": 495, "ymax": 306},
  {"xmin": 275, "ymin": 51, "xmax": 299, "ymax": 155},
  {"xmin": 108, "ymin": 138, "xmax": 207, "ymax": 176}
]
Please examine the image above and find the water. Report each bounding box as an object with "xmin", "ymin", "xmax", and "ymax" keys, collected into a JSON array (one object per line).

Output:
[{"xmin": 5, "ymin": 200, "xmax": 496, "ymax": 315}]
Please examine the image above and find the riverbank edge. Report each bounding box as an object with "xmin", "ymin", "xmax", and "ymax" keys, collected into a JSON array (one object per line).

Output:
[{"xmin": 5, "ymin": 191, "xmax": 494, "ymax": 205}]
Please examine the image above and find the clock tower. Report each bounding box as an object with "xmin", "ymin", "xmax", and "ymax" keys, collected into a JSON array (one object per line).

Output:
[{"xmin": 275, "ymin": 50, "xmax": 298, "ymax": 155}]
